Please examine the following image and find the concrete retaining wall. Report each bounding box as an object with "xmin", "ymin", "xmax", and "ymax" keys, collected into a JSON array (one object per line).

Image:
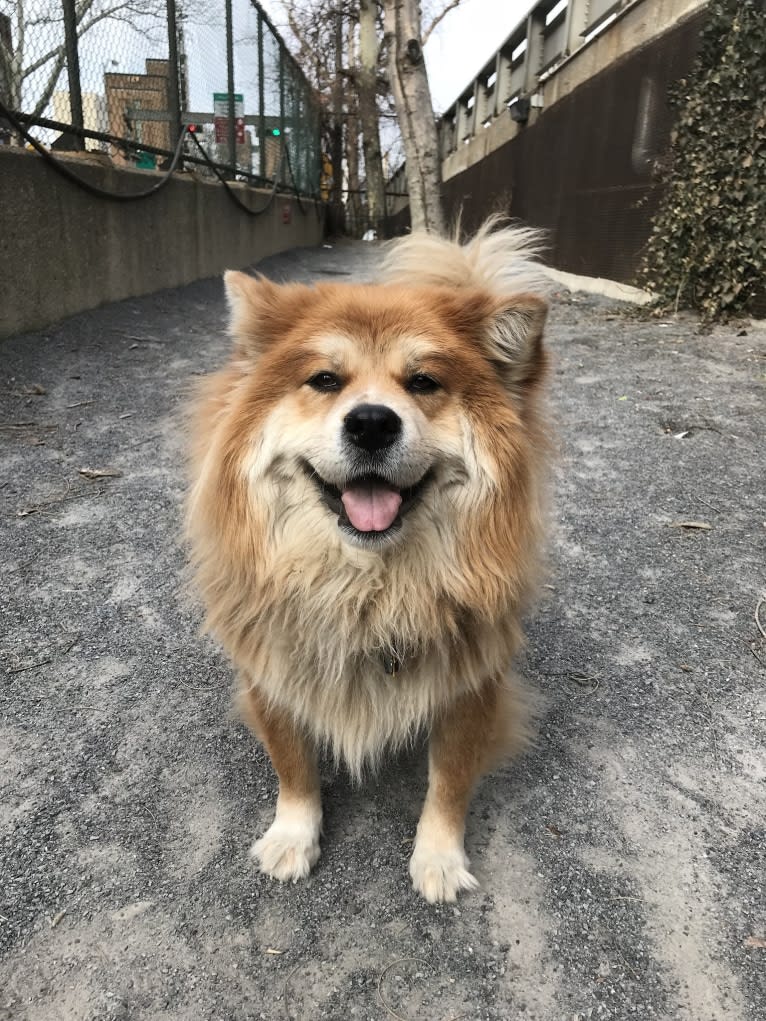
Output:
[{"xmin": 0, "ymin": 148, "xmax": 324, "ymax": 339}]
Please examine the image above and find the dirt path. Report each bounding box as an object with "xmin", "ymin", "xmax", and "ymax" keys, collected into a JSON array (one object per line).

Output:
[{"xmin": 1, "ymin": 241, "xmax": 764, "ymax": 1021}]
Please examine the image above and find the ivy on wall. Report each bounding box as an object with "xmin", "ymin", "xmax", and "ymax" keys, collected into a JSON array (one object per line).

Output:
[{"xmin": 641, "ymin": 0, "xmax": 766, "ymax": 321}]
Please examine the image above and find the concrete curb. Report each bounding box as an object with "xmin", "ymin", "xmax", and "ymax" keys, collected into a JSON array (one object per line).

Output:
[{"xmin": 545, "ymin": 266, "xmax": 655, "ymax": 305}]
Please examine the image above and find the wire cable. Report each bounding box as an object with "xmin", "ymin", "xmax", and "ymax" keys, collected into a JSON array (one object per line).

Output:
[
  {"xmin": 0, "ymin": 97, "xmax": 187, "ymax": 202},
  {"xmin": 1, "ymin": 98, "xmax": 322, "ymax": 218},
  {"xmin": 187, "ymin": 130, "xmax": 320, "ymax": 220},
  {"xmin": 185, "ymin": 127, "xmax": 284, "ymax": 217}
]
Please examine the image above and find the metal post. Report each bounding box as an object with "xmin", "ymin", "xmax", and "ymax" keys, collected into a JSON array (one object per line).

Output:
[
  {"xmin": 279, "ymin": 46, "xmax": 285, "ymax": 136},
  {"xmin": 225, "ymin": 0, "xmax": 236, "ymax": 178},
  {"xmin": 166, "ymin": 0, "xmax": 181, "ymax": 153},
  {"xmin": 62, "ymin": 0, "xmax": 84, "ymax": 149},
  {"xmin": 278, "ymin": 46, "xmax": 286, "ymax": 185},
  {"xmin": 258, "ymin": 9, "xmax": 265, "ymax": 178},
  {"xmin": 524, "ymin": 9, "xmax": 545, "ymax": 96},
  {"xmin": 565, "ymin": 0, "xmax": 589, "ymax": 55}
]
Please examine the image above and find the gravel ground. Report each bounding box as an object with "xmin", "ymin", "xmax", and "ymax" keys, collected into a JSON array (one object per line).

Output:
[{"xmin": 1, "ymin": 240, "xmax": 764, "ymax": 1021}]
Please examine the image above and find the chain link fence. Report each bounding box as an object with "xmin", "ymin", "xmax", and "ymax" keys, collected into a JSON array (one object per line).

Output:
[{"xmin": 0, "ymin": 0, "xmax": 321, "ymax": 196}]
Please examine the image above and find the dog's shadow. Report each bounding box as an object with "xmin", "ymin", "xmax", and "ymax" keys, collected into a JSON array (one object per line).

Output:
[
  {"xmin": 312, "ymin": 688, "xmax": 565, "ymax": 868},
  {"xmin": 317, "ymin": 739, "xmax": 429, "ymax": 853}
]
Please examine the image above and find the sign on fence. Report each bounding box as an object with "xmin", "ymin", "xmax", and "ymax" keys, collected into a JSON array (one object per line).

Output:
[{"xmin": 213, "ymin": 93, "xmax": 245, "ymax": 145}]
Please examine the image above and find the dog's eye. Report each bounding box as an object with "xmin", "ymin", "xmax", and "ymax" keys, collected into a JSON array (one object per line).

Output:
[
  {"xmin": 406, "ymin": 373, "xmax": 441, "ymax": 395},
  {"xmin": 307, "ymin": 371, "xmax": 343, "ymax": 392}
]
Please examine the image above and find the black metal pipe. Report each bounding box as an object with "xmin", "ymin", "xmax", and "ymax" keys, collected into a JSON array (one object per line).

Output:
[
  {"xmin": 9, "ymin": 111, "xmax": 279, "ymax": 187},
  {"xmin": 166, "ymin": 0, "xmax": 181, "ymax": 152},
  {"xmin": 258, "ymin": 7, "xmax": 265, "ymax": 178},
  {"xmin": 62, "ymin": 0, "xmax": 84, "ymax": 149},
  {"xmin": 225, "ymin": 0, "xmax": 236, "ymax": 178},
  {"xmin": 279, "ymin": 45, "xmax": 285, "ymax": 138}
]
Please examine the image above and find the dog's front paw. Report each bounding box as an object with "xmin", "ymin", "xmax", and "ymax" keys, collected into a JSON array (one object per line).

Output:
[
  {"xmin": 409, "ymin": 842, "xmax": 479, "ymax": 903},
  {"xmin": 251, "ymin": 801, "xmax": 321, "ymax": 883}
]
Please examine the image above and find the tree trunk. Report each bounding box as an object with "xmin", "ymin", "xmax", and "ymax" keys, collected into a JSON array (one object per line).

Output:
[
  {"xmin": 358, "ymin": 0, "xmax": 386, "ymax": 235},
  {"xmin": 383, "ymin": 0, "xmax": 445, "ymax": 235},
  {"xmin": 345, "ymin": 15, "xmax": 361, "ymax": 236},
  {"xmin": 329, "ymin": 6, "xmax": 345, "ymax": 235}
]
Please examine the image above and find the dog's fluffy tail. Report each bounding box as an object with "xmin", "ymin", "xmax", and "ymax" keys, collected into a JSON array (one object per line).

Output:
[{"xmin": 379, "ymin": 215, "xmax": 550, "ymax": 298}]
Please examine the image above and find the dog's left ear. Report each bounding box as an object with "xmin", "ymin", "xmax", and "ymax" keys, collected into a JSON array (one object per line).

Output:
[{"xmin": 483, "ymin": 294, "xmax": 548, "ymax": 388}]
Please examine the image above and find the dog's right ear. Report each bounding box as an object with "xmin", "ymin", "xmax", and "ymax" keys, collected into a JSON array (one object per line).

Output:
[
  {"xmin": 223, "ymin": 271, "xmax": 278, "ymax": 357},
  {"xmin": 223, "ymin": 271, "xmax": 314, "ymax": 358}
]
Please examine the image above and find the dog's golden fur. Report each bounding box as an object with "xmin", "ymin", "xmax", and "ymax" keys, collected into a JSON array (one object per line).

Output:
[{"xmin": 186, "ymin": 220, "xmax": 550, "ymax": 901}]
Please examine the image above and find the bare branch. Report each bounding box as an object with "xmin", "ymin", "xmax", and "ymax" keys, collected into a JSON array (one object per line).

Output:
[
  {"xmin": 21, "ymin": 45, "xmax": 66, "ymax": 81},
  {"xmin": 421, "ymin": 0, "xmax": 463, "ymax": 47},
  {"xmin": 30, "ymin": 47, "xmax": 67, "ymax": 120}
]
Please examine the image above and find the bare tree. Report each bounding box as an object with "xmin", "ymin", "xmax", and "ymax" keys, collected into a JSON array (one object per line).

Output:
[
  {"xmin": 382, "ymin": 0, "xmax": 445, "ymax": 234},
  {"xmin": 271, "ymin": 0, "xmax": 460, "ymax": 236}
]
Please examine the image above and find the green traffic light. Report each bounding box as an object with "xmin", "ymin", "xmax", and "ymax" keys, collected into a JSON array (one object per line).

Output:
[{"xmin": 272, "ymin": 128, "xmax": 281, "ymax": 137}]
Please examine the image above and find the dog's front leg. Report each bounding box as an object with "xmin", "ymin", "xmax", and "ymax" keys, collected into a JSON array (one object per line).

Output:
[
  {"xmin": 410, "ymin": 682, "xmax": 503, "ymax": 903},
  {"xmin": 241, "ymin": 685, "xmax": 322, "ymax": 883}
]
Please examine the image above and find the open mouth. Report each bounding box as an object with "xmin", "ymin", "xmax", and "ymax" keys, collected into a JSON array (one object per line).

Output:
[{"xmin": 301, "ymin": 462, "xmax": 431, "ymax": 541}]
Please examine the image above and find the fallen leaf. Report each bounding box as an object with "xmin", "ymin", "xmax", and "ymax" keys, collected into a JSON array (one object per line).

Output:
[
  {"xmin": 744, "ymin": 936, "xmax": 766, "ymax": 949},
  {"xmin": 617, "ymin": 395, "xmax": 628, "ymax": 401},
  {"xmin": 29, "ymin": 384, "xmax": 47, "ymax": 395},
  {"xmin": 78, "ymin": 467, "xmax": 123, "ymax": 480},
  {"xmin": 546, "ymin": 824, "xmax": 565, "ymax": 839},
  {"xmin": 50, "ymin": 909, "xmax": 67, "ymax": 928},
  {"xmin": 668, "ymin": 521, "xmax": 712, "ymax": 531},
  {"xmin": 264, "ymin": 947, "xmax": 284, "ymax": 955}
]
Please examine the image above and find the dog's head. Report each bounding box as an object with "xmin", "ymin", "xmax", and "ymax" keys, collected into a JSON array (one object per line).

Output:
[{"xmin": 217, "ymin": 273, "xmax": 548, "ymax": 554}]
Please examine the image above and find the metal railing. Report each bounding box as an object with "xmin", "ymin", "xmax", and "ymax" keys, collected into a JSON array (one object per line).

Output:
[{"xmin": 0, "ymin": 0, "xmax": 321, "ymax": 198}]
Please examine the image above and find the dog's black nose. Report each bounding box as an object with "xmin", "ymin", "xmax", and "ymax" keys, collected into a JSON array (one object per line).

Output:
[{"xmin": 344, "ymin": 404, "xmax": 402, "ymax": 452}]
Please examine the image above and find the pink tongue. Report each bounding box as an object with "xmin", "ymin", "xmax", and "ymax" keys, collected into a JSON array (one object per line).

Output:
[{"xmin": 341, "ymin": 483, "xmax": 402, "ymax": 532}]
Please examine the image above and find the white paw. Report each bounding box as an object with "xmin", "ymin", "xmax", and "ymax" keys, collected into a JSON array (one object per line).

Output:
[
  {"xmin": 409, "ymin": 843, "xmax": 480, "ymax": 903},
  {"xmin": 250, "ymin": 803, "xmax": 321, "ymax": 883}
]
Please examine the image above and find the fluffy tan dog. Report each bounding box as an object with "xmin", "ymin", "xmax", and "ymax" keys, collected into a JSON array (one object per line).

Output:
[{"xmin": 186, "ymin": 221, "xmax": 550, "ymax": 902}]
